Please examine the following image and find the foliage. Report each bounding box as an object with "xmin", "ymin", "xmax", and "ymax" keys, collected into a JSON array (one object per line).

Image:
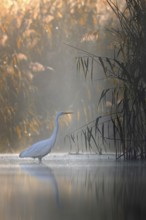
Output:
[
  {"xmin": 0, "ymin": 0, "xmax": 114, "ymax": 151},
  {"xmin": 67, "ymin": 0, "xmax": 146, "ymax": 159}
]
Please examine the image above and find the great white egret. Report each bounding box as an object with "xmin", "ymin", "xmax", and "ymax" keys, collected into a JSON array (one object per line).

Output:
[{"xmin": 19, "ymin": 111, "xmax": 72, "ymax": 162}]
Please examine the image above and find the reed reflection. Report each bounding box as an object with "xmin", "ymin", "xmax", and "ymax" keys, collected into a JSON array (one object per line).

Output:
[
  {"xmin": 19, "ymin": 162, "xmax": 146, "ymax": 220},
  {"xmin": 0, "ymin": 160, "xmax": 146, "ymax": 220}
]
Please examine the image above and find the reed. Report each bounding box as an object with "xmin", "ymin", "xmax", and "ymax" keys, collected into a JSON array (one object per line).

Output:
[{"xmin": 67, "ymin": 0, "xmax": 146, "ymax": 159}]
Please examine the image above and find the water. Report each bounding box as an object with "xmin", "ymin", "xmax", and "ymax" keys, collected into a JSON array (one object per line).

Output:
[{"xmin": 0, "ymin": 154, "xmax": 146, "ymax": 220}]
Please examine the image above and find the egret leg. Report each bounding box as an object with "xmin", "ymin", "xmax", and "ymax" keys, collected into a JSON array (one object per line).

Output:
[{"xmin": 38, "ymin": 157, "xmax": 42, "ymax": 163}]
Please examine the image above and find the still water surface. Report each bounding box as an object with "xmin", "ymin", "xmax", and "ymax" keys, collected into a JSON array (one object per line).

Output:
[{"xmin": 0, "ymin": 154, "xmax": 146, "ymax": 220}]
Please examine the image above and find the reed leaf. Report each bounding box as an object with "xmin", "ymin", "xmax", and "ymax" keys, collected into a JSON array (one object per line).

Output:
[{"xmin": 98, "ymin": 57, "xmax": 107, "ymax": 74}]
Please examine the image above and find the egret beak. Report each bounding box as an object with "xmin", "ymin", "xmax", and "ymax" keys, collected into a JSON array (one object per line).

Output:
[
  {"xmin": 63, "ymin": 112, "xmax": 73, "ymax": 115},
  {"xmin": 65, "ymin": 112, "xmax": 73, "ymax": 114}
]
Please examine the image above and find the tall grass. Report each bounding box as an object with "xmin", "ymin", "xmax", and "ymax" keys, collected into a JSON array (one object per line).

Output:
[{"xmin": 67, "ymin": 0, "xmax": 146, "ymax": 159}]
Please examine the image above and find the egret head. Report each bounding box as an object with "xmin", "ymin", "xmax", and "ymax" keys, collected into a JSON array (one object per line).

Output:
[{"xmin": 56, "ymin": 111, "xmax": 73, "ymax": 117}]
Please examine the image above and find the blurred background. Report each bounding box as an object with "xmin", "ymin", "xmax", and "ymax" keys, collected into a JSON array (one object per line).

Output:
[{"xmin": 0, "ymin": 0, "xmax": 124, "ymax": 152}]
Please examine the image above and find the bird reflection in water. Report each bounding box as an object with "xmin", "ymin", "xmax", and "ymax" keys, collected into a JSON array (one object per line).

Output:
[{"xmin": 19, "ymin": 163, "xmax": 60, "ymax": 207}]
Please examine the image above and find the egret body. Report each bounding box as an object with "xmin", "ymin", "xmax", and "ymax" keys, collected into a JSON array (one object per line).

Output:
[{"xmin": 19, "ymin": 111, "xmax": 72, "ymax": 162}]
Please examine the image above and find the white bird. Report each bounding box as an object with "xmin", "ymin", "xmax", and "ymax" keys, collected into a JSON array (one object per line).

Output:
[{"xmin": 19, "ymin": 111, "xmax": 72, "ymax": 162}]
